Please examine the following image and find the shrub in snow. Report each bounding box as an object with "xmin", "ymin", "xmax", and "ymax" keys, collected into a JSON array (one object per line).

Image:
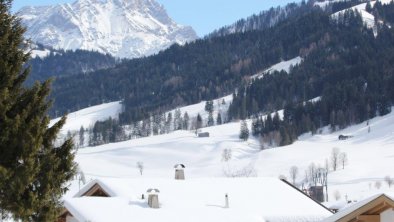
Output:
[
  {"xmin": 222, "ymin": 163, "xmax": 257, "ymax": 177},
  {"xmin": 221, "ymin": 148, "xmax": 232, "ymax": 162},
  {"xmin": 333, "ymin": 190, "xmax": 341, "ymax": 201}
]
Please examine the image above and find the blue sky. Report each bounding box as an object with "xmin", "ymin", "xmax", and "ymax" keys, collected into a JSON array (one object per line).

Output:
[{"xmin": 12, "ymin": 0, "xmax": 299, "ymax": 36}]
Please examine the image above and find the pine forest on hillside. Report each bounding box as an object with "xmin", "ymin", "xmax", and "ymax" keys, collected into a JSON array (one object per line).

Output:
[
  {"xmin": 229, "ymin": 2, "xmax": 394, "ymax": 147},
  {"xmin": 26, "ymin": 49, "xmax": 119, "ymax": 86}
]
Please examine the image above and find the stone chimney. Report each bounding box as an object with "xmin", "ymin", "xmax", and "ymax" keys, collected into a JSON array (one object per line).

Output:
[
  {"xmin": 174, "ymin": 164, "xmax": 185, "ymax": 180},
  {"xmin": 147, "ymin": 188, "xmax": 160, "ymax": 208}
]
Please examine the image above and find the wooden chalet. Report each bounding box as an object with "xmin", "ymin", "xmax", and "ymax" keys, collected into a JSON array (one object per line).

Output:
[
  {"xmin": 322, "ymin": 193, "xmax": 394, "ymax": 222},
  {"xmin": 57, "ymin": 177, "xmax": 333, "ymax": 222}
]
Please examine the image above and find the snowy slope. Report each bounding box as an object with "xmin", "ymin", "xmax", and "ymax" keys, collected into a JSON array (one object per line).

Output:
[
  {"xmin": 314, "ymin": 0, "xmax": 345, "ymax": 8},
  {"xmin": 64, "ymin": 103, "xmax": 394, "ymax": 210},
  {"xmin": 166, "ymin": 94, "xmax": 233, "ymax": 124},
  {"xmin": 331, "ymin": 0, "xmax": 394, "ymax": 30},
  {"xmin": 332, "ymin": 2, "xmax": 375, "ymax": 29},
  {"xmin": 26, "ymin": 42, "xmax": 56, "ymax": 59},
  {"xmin": 50, "ymin": 101, "xmax": 123, "ymax": 134},
  {"xmin": 17, "ymin": 0, "xmax": 197, "ymax": 59},
  {"xmin": 251, "ymin": 56, "xmax": 303, "ymax": 79},
  {"xmin": 30, "ymin": 48, "xmax": 51, "ymax": 58}
]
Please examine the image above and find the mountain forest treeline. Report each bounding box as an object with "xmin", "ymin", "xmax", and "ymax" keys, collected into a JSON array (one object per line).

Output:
[
  {"xmin": 26, "ymin": 48, "xmax": 118, "ymax": 86},
  {"xmin": 50, "ymin": 4, "xmax": 330, "ymax": 119}
]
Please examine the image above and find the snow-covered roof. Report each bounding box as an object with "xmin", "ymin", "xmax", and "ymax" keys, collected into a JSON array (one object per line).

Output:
[
  {"xmin": 65, "ymin": 177, "xmax": 332, "ymax": 222},
  {"xmin": 322, "ymin": 193, "xmax": 394, "ymax": 222},
  {"xmin": 324, "ymin": 199, "xmax": 349, "ymax": 211}
]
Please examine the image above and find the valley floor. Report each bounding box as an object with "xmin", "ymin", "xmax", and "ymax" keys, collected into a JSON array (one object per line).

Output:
[{"xmin": 68, "ymin": 105, "xmax": 394, "ymax": 206}]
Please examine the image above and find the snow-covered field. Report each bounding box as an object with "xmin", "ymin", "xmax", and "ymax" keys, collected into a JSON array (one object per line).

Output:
[{"xmin": 58, "ymin": 96, "xmax": 394, "ymax": 210}]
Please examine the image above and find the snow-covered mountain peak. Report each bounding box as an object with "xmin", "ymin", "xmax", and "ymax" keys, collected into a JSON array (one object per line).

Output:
[{"xmin": 18, "ymin": 0, "xmax": 197, "ymax": 58}]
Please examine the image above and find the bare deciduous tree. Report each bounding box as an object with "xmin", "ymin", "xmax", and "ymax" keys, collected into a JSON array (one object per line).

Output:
[
  {"xmin": 223, "ymin": 163, "xmax": 257, "ymax": 178},
  {"xmin": 308, "ymin": 163, "xmax": 318, "ymax": 186},
  {"xmin": 330, "ymin": 147, "xmax": 340, "ymax": 171},
  {"xmin": 304, "ymin": 162, "xmax": 329, "ymax": 201},
  {"xmin": 137, "ymin": 161, "xmax": 144, "ymax": 176},
  {"xmin": 289, "ymin": 166, "xmax": 299, "ymax": 185},
  {"xmin": 325, "ymin": 158, "xmax": 329, "ymax": 172},
  {"xmin": 339, "ymin": 152, "xmax": 348, "ymax": 169},
  {"xmin": 316, "ymin": 167, "xmax": 328, "ymax": 202},
  {"xmin": 333, "ymin": 190, "xmax": 341, "ymax": 201},
  {"xmin": 375, "ymin": 181, "xmax": 382, "ymax": 189},
  {"xmin": 385, "ymin": 176, "xmax": 394, "ymax": 188}
]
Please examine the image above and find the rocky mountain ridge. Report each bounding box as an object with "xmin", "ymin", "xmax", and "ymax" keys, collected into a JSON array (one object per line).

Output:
[{"xmin": 18, "ymin": 0, "xmax": 197, "ymax": 58}]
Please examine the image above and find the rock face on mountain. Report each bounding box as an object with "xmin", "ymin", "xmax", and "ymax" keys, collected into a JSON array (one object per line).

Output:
[{"xmin": 18, "ymin": 0, "xmax": 197, "ymax": 58}]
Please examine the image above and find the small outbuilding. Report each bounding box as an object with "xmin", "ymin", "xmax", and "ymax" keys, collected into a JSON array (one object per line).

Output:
[
  {"xmin": 338, "ymin": 135, "xmax": 353, "ymax": 140},
  {"xmin": 309, "ymin": 185, "xmax": 325, "ymax": 203},
  {"xmin": 198, "ymin": 132, "xmax": 210, "ymax": 137}
]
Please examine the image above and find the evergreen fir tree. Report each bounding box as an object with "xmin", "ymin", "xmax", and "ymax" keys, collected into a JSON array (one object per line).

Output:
[
  {"xmin": 183, "ymin": 112, "xmax": 190, "ymax": 130},
  {"xmin": 79, "ymin": 126, "xmax": 85, "ymax": 148},
  {"xmin": 251, "ymin": 117, "xmax": 259, "ymax": 136},
  {"xmin": 141, "ymin": 118, "xmax": 151, "ymax": 137},
  {"xmin": 152, "ymin": 114, "xmax": 160, "ymax": 135},
  {"xmin": 216, "ymin": 113, "xmax": 222, "ymax": 125},
  {"xmin": 196, "ymin": 113, "xmax": 203, "ymax": 130},
  {"xmin": 159, "ymin": 113, "xmax": 166, "ymax": 134},
  {"xmin": 132, "ymin": 121, "xmax": 141, "ymax": 138},
  {"xmin": 366, "ymin": 1, "xmax": 372, "ymax": 13},
  {"xmin": 272, "ymin": 112, "xmax": 281, "ymax": 130},
  {"xmin": 174, "ymin": 109, "xmax": 182, "ymax": 130},
  {"xmin": 88, "ymin": 128, "xmax": 94, "ymax": 146},
  {"xmin": 279, "ymin": 126, "xmax": 290, "ymax": 146},
  {"xmin": 207, "ymin": 112, "xmax": 214, "ymax": 126},
  {"xmin": 239, "ymin": 120, "xmax": 250, "ymax": 141},
  {"xmin": 0, "ymin": 1, "xmax": 76, "ymax": 220},
  {"xmin": 330, "ymin": 111, "xmax": 337, "ymax": 132},
  {"xmin": 204, "ymin": 100, "xmax": 214, "ymax": 113},
  {"xmin": 166, "ymin": 112, "xmax": 172, "ymax": 133}
]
